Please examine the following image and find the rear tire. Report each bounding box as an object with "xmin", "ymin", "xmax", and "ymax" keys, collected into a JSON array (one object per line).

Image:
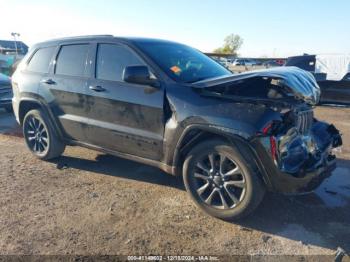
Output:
[
  {"xmin": 23, "ymin": 109, "xmax": 65, "ymax": 160},
  {"xmin": 183, "ymin": 139, "xmax": 265, "ymax": 220}
]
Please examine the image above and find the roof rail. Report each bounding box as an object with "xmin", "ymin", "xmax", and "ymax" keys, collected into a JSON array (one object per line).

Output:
[
  {"xmin": 43, "ymin": 34, "xmax": 114, "ymax": 42},
  {"xmin": 64, "ymin": 34, "xmax": 114, "ymax": 38}
]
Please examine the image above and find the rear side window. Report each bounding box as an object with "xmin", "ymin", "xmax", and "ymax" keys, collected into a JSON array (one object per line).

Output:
[
  {"xmin": 55, "ymin": 44, "xmax": 89, "ymax": 77},
  {"xmin": 27, "ymin": 47, "xmax": 55, "ymax": 73},
  {"xmin": 96, "ymin": 44, "xmax": 144, "ymax": 81}
]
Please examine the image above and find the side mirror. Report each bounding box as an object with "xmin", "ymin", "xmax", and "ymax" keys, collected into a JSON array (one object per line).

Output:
[{"xmin": 123, "ymin": 65, "xmax": 159, "ymax": 87}]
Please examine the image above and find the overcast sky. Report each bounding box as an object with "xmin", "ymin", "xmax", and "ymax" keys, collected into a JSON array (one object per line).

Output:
[{"xmin": 1, "ymin": 0, "xmax": 349, "ymax": 57}]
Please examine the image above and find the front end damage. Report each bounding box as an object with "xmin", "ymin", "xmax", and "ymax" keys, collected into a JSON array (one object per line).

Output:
[
  {"xmin": 253, "ymin": 107, "xmax": 342, "ymax": 193},
  {"xmin": 194, "ymin": 66, "xmax": 343, "ymax": 193}
]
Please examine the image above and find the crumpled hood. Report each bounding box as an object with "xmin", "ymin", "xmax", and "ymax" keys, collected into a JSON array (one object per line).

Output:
[
  {"xmin": 193, "ymin": 66, "xmax": 321, "ymax": 105},
  {"xmin": 0, "ymin": 73, "xmax": 11, "ymax": 88}
]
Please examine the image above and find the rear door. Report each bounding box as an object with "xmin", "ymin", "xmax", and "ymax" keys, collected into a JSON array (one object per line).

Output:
[
  {"xmin": 41, "ymin": 43, "xmax": 92, "ymax": 141},
  {"xmin": 84, "ymin": 42, "xmax": 165, "ymax": 160}
]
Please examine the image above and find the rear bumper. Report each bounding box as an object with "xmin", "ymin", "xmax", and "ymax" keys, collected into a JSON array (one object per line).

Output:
[
  {"xmin": 0, "ymin": 88, "xmax": 13, "ymax": 108},
  {"xmin": 0, "ymin": 100, "xmax": 12, "ymax": 107},
  {"xmin": 251, "ymin": 122, "xmax": 342, "ymax": 194}
]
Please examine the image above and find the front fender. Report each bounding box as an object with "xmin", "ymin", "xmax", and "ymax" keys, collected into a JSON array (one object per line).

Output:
[{"xmin": 166, "ymin": 123, "xmax": 273, "ymax": 189}]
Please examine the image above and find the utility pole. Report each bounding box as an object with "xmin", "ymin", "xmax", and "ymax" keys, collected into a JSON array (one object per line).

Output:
[{"xmin": 11, "ymin": 32, "xmax": 20, "ymax": 57}]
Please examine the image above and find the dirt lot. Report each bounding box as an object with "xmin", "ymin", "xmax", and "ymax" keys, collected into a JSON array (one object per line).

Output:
[{"xmin": 0, "ymin": 106, "xmax": 349, "ymax": 258}]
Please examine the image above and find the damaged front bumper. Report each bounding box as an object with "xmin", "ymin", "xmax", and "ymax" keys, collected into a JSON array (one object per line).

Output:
[{"xmin": 251, "ymin": 121, "xmax": 342, "ymax": 194}]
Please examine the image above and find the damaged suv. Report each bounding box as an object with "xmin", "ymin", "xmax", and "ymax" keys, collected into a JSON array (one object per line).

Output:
[{"xmin": 12, "ymin": 36, "xmax": 342, "ymax": 219}]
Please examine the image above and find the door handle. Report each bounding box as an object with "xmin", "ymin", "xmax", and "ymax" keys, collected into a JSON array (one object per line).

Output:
[
  {"xmin": 40, "ymin": 79, "xmax": 56, "ymax": 85},
  {"xmin": 89, "ymin": 85, "xmax": 106, "ymax": 92}
]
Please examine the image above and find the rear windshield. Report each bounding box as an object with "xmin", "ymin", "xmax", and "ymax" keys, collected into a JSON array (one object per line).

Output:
[{"xmin": 135, "ymin": 42, "xmax": 231, "ymax": 83}]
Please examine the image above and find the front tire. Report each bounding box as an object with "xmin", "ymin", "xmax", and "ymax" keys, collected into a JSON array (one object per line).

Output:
[
  {"xmin": 23, "ymin": 109, "xmax": 65, "ymax": 160},
  {"xmin": 183, "ymin": 139, "xmax": 265, "ymax": 220}
]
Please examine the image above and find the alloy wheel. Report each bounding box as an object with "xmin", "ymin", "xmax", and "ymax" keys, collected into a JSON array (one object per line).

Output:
[
  {"xmin": 192, "ymin": 152, "xmax": 246, "ymax": 209},
  {"xmin": 24, "ymin": 115, "xmax": 49, "ymax": 154}
]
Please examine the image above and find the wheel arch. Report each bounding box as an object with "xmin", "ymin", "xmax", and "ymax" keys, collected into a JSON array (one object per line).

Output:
[
  {"xmin": 172, "ymin": 125, "xmax": 272, "ymax": 190},
  {"xmin": 18, "ymin": 99, "xmax": 41, "ymax": 125},
  {"xmin": 18, "ymin": 99, "xmax": 64, "ymax": 139}
]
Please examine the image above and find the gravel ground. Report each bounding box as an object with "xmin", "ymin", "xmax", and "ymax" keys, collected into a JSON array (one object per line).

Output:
[{"xmin": 0, "ymin": 106, "xmax": 349, "ymax": 259}]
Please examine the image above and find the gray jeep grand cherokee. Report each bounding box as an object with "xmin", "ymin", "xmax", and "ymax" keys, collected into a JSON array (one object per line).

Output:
[{"xmin": 11, "ymin": 35, "xmax": 342, "ymax": 220}]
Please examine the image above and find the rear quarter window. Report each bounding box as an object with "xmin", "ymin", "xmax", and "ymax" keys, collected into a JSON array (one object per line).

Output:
[
  {"xmin": 55, "ymin": 44, "xmax": 89, "ymax": 77},
  {"xmin": 26, "ymin": 47, "xmax": 55, "ymax": 73}
]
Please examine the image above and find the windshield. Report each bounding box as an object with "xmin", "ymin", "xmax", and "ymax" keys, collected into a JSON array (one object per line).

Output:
[{"xmin": 135, "ymin": 41, "xmax": 232, "ymax": 83}]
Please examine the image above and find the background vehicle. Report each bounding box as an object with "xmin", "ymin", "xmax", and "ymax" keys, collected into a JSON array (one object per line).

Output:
[
  {"xmin": 219, "ymin": 58, "xmax": 231, "ymax": 68},
  {"xmin": 286, "ymin": 54, "xmax": 350, "ymax": 104},
  {"xmin": 232, "ymin": 58, "xmax": 258, "ymax": 66},
  {"xmin": 263, "ymin": 60, "xmax": 283, "ymax": 67},
  {"xmin": 0, "ymin": 73, "xmax": 13, "ymax": 112},
  {"xmin": 275, "ymin": 59, "xmax": 285, "ymax": 66},
  {"xmin": 12, "ymin": 36, "xmax": 342, "ymax": 220},
  {"xmin": 211, "ymin": 57, "xmax": 231, "ymax": 69}
]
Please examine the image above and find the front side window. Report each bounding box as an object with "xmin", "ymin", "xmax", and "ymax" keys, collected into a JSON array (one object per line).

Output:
[
  {"xmin": 55, "ymin": 44, "xmax": 89, "ymax": 77},
  {"xmin": 134, "ymin": 41, "xmax": 231, "ymax": 83},
  {"xmin": 27, "ymin": 47, "xmax": 55, "ymax": 73},
  {"xmin": 96, "ymin": 44, "xmax": 144, "ymax": 82}
]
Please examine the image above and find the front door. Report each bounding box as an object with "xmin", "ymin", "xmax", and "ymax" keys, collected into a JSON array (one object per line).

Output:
[{"xmin": 84, "ymin": 43, "xmax": 165, "ymax": 161}]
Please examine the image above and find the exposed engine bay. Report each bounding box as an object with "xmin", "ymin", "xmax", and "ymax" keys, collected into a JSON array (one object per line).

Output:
[
  {"xmin": 193, "ymin": 66, "xmax": 321, "ymax": 106},
  {"xmin": 193, "ymin": 66, "xmax": 342, "ymax": 187},
  {"xmin": 262, "ymin": 106, "xmax": 342, "ymax": 178}
]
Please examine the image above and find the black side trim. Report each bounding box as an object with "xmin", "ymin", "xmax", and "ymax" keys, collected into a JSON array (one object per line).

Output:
[{"xmin": 66, "ymin": 139, "xmax": 176, "ymax": 175}]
